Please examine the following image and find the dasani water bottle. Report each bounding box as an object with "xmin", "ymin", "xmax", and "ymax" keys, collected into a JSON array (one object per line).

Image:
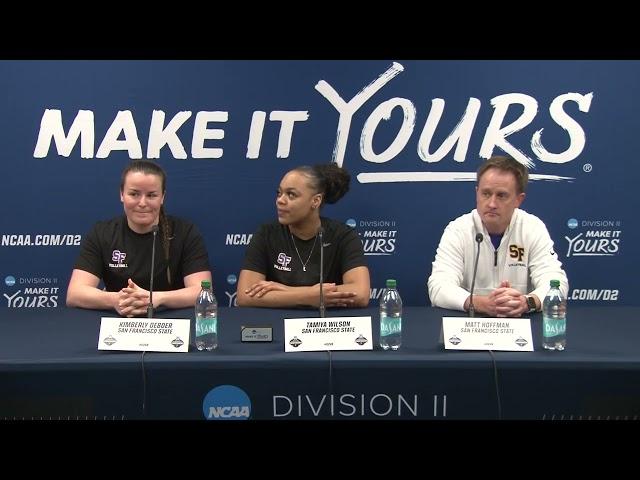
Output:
[
  {"xmin": 195, "ymin": 280, "xmax": 218, "ymax": 351},
  {"xmin": 380, "ymin": 279, "xmax": 402, "ymax": 350},
  {"xmin": 542, "ymin": 279, "xmax": 566, "ymax": 351}
]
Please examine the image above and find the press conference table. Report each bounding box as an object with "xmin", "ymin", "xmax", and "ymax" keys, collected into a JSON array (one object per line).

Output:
[{"xmin": 1, "ymin": 306, "xmax": 639, "ymax": 420}]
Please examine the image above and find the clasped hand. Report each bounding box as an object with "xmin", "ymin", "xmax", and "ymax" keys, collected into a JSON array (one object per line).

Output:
[
  {"xmin": 487, "ymin": 281, "xmax": 527, "ymax": 318},
  {"xmin": 244, "ymin": 281, "xmax": 357, "ymax": 307},
  {"xmin": 116, "ymin": 278, "xmax": 150, "ymax": 317}
]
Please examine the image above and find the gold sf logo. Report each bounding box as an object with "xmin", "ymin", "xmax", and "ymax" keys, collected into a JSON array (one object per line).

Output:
[{"xmin": 509, "ymin": 245, "xmax": 524, "ymax": 262}]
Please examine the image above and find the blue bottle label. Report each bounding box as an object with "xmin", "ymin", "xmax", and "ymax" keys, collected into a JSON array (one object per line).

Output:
[
  {"xmin": 542, "ymin": 317, "xmax": 566, "ymax": 338},
  {"xmin": 380, "ymin": 316, "xmax": 401, "ymax": 337},
  {"xmin": 196, "ymin": 317, "xmax": 217, "ymax": 336}
]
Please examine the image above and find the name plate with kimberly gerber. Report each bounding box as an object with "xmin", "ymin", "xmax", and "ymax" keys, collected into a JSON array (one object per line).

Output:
[
  {"xmin": 98, "ymin": 317, "xmax": 191, "ymax": 352},
  {"xmin": 284, "ymin": 316, "xmax": 373, "ymax": 352},
  {"xmin": 442, "ymin": 317, "xmax": 534, "ymax": 351}
]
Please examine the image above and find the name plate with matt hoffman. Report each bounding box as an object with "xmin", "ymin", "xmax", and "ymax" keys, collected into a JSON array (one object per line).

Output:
[
  {"xmin": 284, "ymin": 316, "xmax": 373, "ymax": 352},
  {"xmin": 442, "ymin": 317, "xmax": 533, "ymax": 351},
  {"xmin": 98, "ymin": 317, "xmax": 191, "ymax": 352}
]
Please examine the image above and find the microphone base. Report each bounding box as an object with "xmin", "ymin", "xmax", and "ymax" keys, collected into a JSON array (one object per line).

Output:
[{"xmin": 147, "ymin": 305, "xmax": 155, "ymax": 318}]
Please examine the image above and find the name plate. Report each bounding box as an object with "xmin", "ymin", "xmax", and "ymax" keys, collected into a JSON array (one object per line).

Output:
[
  {"xmin": 284, "ymin": 316, "xmax": 373, "ymax": 352},
  {"xmin": 98, "ymin": 317, "xmax": 191, "ymax": 352},
  {"xmin": 241, "ymin": 325, "xmax": 273, "ymax": 342},
  {"xmin": 442, "ymin": 317, "xmax": 533, "ymax": 351}
]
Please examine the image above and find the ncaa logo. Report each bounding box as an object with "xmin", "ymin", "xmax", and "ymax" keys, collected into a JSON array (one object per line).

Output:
[
  {"xmin": 567, "ymin": 218, "xmax": 578, "ymax": 229},
  {"xmin": 346, "ymin": 218, "xmax": 356, "ymax": 228},
  {"xmin": 227, "ymin": 274, "xmax": 237, "ymax": 285},
  {"xmin": 5, "ymin": 276, "xmax": 16, "ymax": 287},
  {"xmin": 203, "ymin": 385, "xmax": 251, "ymax": 420}
]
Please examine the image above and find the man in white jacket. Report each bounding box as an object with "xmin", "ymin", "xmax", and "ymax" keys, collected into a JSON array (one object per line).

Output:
[{"xmin": 427, "ymin": 156, "xmax": 568, "ymax": 317}]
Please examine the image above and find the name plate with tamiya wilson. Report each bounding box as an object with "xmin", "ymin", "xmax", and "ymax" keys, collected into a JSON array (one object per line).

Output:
[{"xmin": 284, "ymin": 316, "xmax": 373, "ymax": 352}]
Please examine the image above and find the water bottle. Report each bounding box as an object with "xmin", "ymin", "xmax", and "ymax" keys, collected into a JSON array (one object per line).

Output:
[
  {"xmin": 195, "ymin": 280, "xmax": 218, "ymax": 351},
  {"xmin": 542, "ymin": 279, "xmax": 566, "ymax": 351},
  {"xmin": 380, "ymin": 279, "xmax": 402, "ymax": 350}
]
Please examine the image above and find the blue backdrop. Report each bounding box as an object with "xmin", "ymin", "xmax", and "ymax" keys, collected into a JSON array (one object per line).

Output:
[{"xmin": 0, "ymin": 60, "xmax": 635, "ymax": 309}]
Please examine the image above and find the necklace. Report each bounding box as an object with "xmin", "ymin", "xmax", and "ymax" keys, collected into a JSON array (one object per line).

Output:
[{"xmin": 291, "ymin": 233, "xmax": 318, "ymax": 272}]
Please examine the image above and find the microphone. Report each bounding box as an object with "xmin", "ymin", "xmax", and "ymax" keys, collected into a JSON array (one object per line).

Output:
[
  {"xmin": 147, "ymin": 224, "xmax": 159, "ymax": 318},
  {"xmin": 468, "ymin": 232, "xmax": 484, "ymax": 317},
  {"xmin": 318, "ymin": 227, "xmax": 325, "ymax": 318}
]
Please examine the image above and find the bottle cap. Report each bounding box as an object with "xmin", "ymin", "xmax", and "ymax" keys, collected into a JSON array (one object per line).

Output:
[
  {"xmin": 550, "ymin": 279, "xmax": 560, "ymax": 288},
  {"xmin": 386, "ymin": 279, "xmax": 397, "ymax": 288},
  {"xmin": 201, "ymin": 280, "xmax": 211, "ymax": 289}
]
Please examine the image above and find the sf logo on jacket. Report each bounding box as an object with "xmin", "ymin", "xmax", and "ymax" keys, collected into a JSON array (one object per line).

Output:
[{"xmin": 509, "ymin": 244, "xmax": 524, "ymax": 262}]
